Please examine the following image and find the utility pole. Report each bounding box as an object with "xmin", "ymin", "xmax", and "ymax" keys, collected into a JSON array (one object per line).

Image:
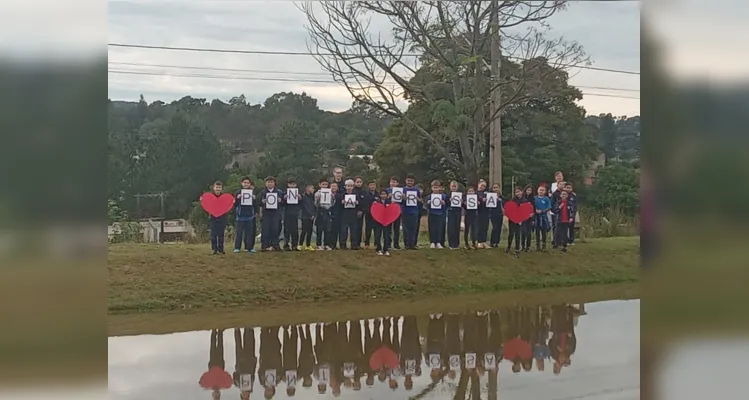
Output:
[{"xmin": 489, "ymin": 0, "xmax": 502, "ymax": 189}]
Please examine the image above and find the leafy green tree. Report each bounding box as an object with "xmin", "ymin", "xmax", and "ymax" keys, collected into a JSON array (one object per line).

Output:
[
  {"xmin": 257, "ymin": 120, "xmax": 325, "ymax": 185},
  {"xmin": 588, "ymin": 163, "xmax": 640, "ymax": 215}
]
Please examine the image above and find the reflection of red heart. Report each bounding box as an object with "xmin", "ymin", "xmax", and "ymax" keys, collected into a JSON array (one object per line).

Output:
[
  {"xmin": 504, "ymin": 201, "xmax": 534, "ymax": 224},
  {"xmin": 199, "ymin": 366, "xmax": 233, "ymax": 390},
  {"xmin": 370, "ymin": 346, "xmax": 399, "ymax": 370},
  {"xmin": 371, "ymin": 202, "xmax": 401, "ymax": 226},
  {"xmin": 200, "ymin": 193, "xmax": 235, "ymax": 217}
]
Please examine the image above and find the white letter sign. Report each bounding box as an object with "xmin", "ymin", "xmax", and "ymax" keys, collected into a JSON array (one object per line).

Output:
[
  {"xmin": 391, "ymin": 187, "xmax": 403, "ymax": 203},
  {"xmin": 484, "ymin": 353, "xmax": 496, "ymax": 370},
  {"xmin": 343, "ymin": 362, "xmax": 355, "ymax": 378},
  {"xmin": 344, "ymin": 194, "xmax": 356, "ymax": 208},
  {"xmin": 465, "ymin": 352, "xmax": 477, "ymax": 369},
  {"xmin": 429, "ymin": 353, "xmax": 441, "ymax": 369},
  {"xmin": 466, "ymin": 194, "xmax": 478, "ymax": 210},
  {"xmin": 286, "ymin": 370, "xmax": 297, "ymax": 388},
  {"xmin": 430, "ymin": 194, "xmax": 442, "ymax": 209},
  {"xmin": 264, "ymin": 369, "xmax": 277, "ymax": 387},
  {"xmin": 265, "ymin": 192, "xmax": 278, "ymax": 209},
  {"xmin": 486, "ymin": 192, "xmax": 498, "ymax": 208},
  {"xmin": 320, "ymin": 188, "xmax": 332, "ymax": 206},
  {"xmin": 405, "ymin": 191, "xmax": 418, "ymax": 207},
  {"xmin": 238, "ymin": 374, "xmax": 254, "ymax": 391},
  {"xmin": 450, "ymin": 192, "xmax": 462, "ymax": 207},
  {"xmin": 286, "ymin": 188, "xmax": 299, "ymax": 204},
  {"xmin": 319, "ymin": 365, "xmax": 330, "ymax": 384},
  {"xmin": 240, "ymin": 189, "xmax": 253, "ymax": 206},
  {"xmin": 449, "ymin": 354, "xmax": 460, "ymax": 370},
  {"xmin": 405, "ymin": 359, "xmax": 416, "ymax": 375}
]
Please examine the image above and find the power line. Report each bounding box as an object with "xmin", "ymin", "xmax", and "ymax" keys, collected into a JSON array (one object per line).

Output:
[
  {"xmin": 108, "ymin": 69, "xmax": 641, "ymax": 99},
  {"xmin": 108, "ymin": 43, "xmax": 641, "ymax": 75},
  {"xmin": 108, "ymin": 61, "xmax": 640, "ymax": 92}
]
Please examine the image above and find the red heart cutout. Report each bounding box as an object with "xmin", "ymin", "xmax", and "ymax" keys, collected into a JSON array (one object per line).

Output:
[
  {"xmin": 503, "ymin": 338, "xmax": 532, "ymax": 361},
  {"xmin": 370, "ymin": 202, "xmax": 401, "ymax": 226},
  {"xmin": 370, "ymin": 346, "xmax": 399, "ymax": 370},
  {"xmin": 504, "ymin": 201, "xmax": 534, "ymax": 224},
  {"xmin": 200, "ymin": 192, "xmax": 235, "ymax": 217}
]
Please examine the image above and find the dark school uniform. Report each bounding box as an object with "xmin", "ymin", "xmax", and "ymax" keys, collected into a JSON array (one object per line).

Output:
[
  {"xmin": 506, "ymin": 196, "xmax": 529, "ymax": 253},
  {"xmin": 259, "ymin": 188, "xmax": 284, "ymax": 250},
  {"xmin": 299, "ymin": 192, "xmax": 316, "ymax": 248},
  {"xmin": 338, "ymin": 190, "xmax": 362, "ymax": 249},
  {"xmin": 282, "ymin": 188, "xmax": 301, "ymax": 249},
  {"xmin": 426, "ymin": 193, "xmax": 447, "ymax": 245},
  {"xmin": 522, "ymin": 194, "xmax": 534, "ymax": 250},
  {"xmin": 447, "ymin": 192, "xmax": 463, "ymax": 249},
  {"xmin": 373, "ymin": 198, "xmax": 394, "ymax": 253},
  {"xmin": 329, "ymin": 191, "xmax": 343, "ymax": 249},
  {"xmin": 463, "ymin": 196, "xmax": 478, "ymax": 247},
  {"xmin": 566, "ymin": 192, "xmax": 579, "ymax": 244},
  {"xmin": 204, "ymin": 192, "xmax": 228, "ymax": 253},
  {"xmin": 385, "ymin": 186, "xmax": 403, "ymax": 249},
  {"xmin": 233, "ymin": 328, "xmax": 257, "ymax": 394},
  {"xmin": 489, "ymin": 193, "xmax": 504, "ymax": 247},
  {"xmin": 352, "ymin": 186, "xmax": 365, "ymax": 248},
  {"xmin": 552, "ymin": 198, "xmax": 576, "ymax": 251},
  {"xmin": 534, "ymin": 195, "xmax": 552, "ymax": 249},
  {"xmin": 476, "ymin": 190, "xmax": 491, "ymax": 243},
  {"xmin": 234, "ymin": 190, "xmax": 258, "ymax": 251},
  {"xmin": 401, "ymin": 186, "xmax": 422, "ymax": 249},
  {"xmin": 360, "ymin": 189, "xmax": 378, "ymax": 247}
]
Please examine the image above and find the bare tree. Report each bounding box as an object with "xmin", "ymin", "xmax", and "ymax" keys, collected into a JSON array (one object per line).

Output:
[{"xmin": 299, "ymin": 1, "xmax": 589, "ymax": 183}]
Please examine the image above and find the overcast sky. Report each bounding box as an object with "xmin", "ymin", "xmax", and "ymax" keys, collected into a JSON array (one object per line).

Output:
[{"xmin": 107, "ymin": 0, "xmax": 641, "ymax": 117}]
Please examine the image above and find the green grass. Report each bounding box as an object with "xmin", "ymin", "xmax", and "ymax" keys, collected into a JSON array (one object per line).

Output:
[{"xmin": 108, "ymin": 236, "xmax": 640, "ymax": 314}]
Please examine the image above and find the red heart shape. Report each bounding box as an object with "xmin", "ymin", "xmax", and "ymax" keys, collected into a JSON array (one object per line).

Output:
[
  {"xmin": 199, "ymin": 366, "xmax": 233, "ymax": 390},
  {"xmin": 503, "ymin": 338, "xmax": 532, "ymax": 361},
  {"xmin": 504, "ymin": 201, "xmax": 534, "ymax": 224},
  {"xmin": 370, "ymin": 202, "xmax": 401, "ymax": 226},
  {"xmin": 370, "ymin": 346, "xmax": 399, "ymax": 370},
  {"xmin": 200, "ymin": 192, "xmax": 235, "ymax": 217}
]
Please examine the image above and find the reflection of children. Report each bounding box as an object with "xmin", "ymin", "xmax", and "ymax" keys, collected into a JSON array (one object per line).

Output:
[
  {"xmin": 234, "ymin": 177, "xmax": 257, "ymax": 254},
  {"xmin": 199, "ymin": 329, "xmax": 232, "ymax": 398},
  {"xmin": 373, "ymin": 189, "xmax": 393, "ymax": 256},
  {"xmin": 297, "ymin": 325, "xmax": 315, "ymax": 390},
  {"xmin": 549, "ymin": 305, "xmax": 577, "ymax": 375},
  {"xmin": 534, "ymin": 186, "xmax": 552, "ymax": 251},
  {"xmin": 506, "ymin": 187, "xmax": 529, "ymax": 257},
  {"xmin": 314, "ymin": 179, "xmax": 334, "ymax": 251},
  {"xmin": 299, "ymin": 184, "xmax": 316, "ymax": 251},
  {"xmin": 206, "ymin": 181, "xmax": 228, "ymax": 255},
  {"xmin": 233, "ymin": 328, "xmax": 257, "ymax": 399},
  {"xmin": 489, "ymin": 183, "xmax": 504, "ymax": 248},
  {"xmin": 282, "ymin": 178, "xmax": 300, "ymax": 251},
  {"xmin": 259, "ymin": 326, "xmax": 282, "ymax": 399},
  {"xmin": 427, "ymin": 180, "xmax": 447, "ymax": 249},
  {"xmin": 259, "ymin": 176, "xmax": 283, "ymax": 251},
  {"xmin": 446, "ymin": 181, "xmax": 462, "ymax": 250},
  {"xmin": 282, "ymin": 326, "xmax": 299, "ymax": 397},
  {"xmin": 463, "ymin": 186, "xmax": 478, "ymax": 249}
]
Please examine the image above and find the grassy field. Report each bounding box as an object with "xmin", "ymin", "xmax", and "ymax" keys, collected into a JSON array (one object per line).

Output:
[{"xmin": 108, "ymin": 236, "xmax": 640, "ymax": 314}]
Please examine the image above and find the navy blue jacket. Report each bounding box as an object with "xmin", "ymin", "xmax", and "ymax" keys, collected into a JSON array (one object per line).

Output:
[{"xmin": 234, "ymin": 190, "xmax": 257, "ymax": 222}]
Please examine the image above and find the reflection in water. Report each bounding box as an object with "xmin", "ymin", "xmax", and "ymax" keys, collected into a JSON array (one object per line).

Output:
[{"xmin": 109, "ymin": 301, "xmax": 639, "ymax": 399}]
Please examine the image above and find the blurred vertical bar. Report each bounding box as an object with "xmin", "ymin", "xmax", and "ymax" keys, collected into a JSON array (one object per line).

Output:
[
  {"xmin": 0, "ymin": 0, "xmax": 107, "ymax": 397},
  {"xmin": 643, "ymin": 0, "xmax": 749, "ymax": 399}
]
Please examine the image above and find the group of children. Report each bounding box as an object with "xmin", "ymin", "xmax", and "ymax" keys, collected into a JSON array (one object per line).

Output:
[{"xmin": 205, "ymin": 172, "xmax": 578, "ymax": 257}]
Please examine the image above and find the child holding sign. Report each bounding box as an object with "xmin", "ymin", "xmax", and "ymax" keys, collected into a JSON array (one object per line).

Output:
[
  {"xmin": 385, "ymin": 177, "xmax": 403, "ymax": 250},
  {"xmin": 314, "ymin": 179, "xmax": 334, "ymax": 250},
  {"xmin": 329, "ymin": 182, "xmax": 342, "ymax": 249},
  {"xmin": 489, "ymin": 183, "xmax": 504, "ymax": 248},
  {"xmin": 339, "ymin": 179, "xmax": 362, "ymax": 250},
  {"xmin": 427, "ymin": 180, "xmax": 447, "ymax": 249},
  {"xmin": 447, "ymin": 181, "xmax": 463, "ymax": 249},
  {"xmin": 259, "ymin": 176, "xmax": 284, "ymax": 251},
  {"xmin": 534, "ymin": 185, "xmax": 552, "ymax": 251},
  {"xmin": 476, "ymin": 180, "xmax": 491, "ymax": 248},
  {"xmin": 463, "ymin": 186, "xmax": 479, "ymax": 249},
  {"xmin": 401, "ymin": 175, "xmax": 422, "ymax": 250},
  {"xmin": 233, "ymin": 177, "xmax": 257, "ymax": 254},
  {"xmin": 299, "ymin": 184, "xmax": 316, "ymax": 251},
  {"xmin": 552, "ymin": 190, "xmax": 576, "ymax": 253},
  {"xmin": 373, "ymin": 189, "xmax": 393, "ymax": 256},
  {"xmin": 207, "ymin": 181, "xmax": 228, "ymax": 255},
  {"xmin": 282, "ymin": 178, "xmax": 301, "ymax": 251}
]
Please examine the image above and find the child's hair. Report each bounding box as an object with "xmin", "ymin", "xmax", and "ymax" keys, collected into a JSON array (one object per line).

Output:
[
  {"xmin": 565, "ymin": 182, "xmax": 573, "ymax": 188},
  {"xmin": 213, "ymin": 180, "xmax": 223, "ymax": 187},
  {"xmin": 369, "ymin": 180, "xmax": 377, "ymax": 185},
  {"xmin": 406, "ymin": 174, "xmax": 415, "ymax": 180},
  {"xmin": 467, "ymin": 185, "xmax": 476, "ymax": 191},
  {"xmin": 430, "ymin": 179, "xmax": 442, "ymax": 186},
  {"xmin": 478, "ymin": 179, "xmax": 487, "ymax": 186},
  {"xmin": 241, "ymin": 176, "xmax": 252, "ymax": 183},
  {"xmin": 306, "ymin": 183, "xmax": 314, "ymax": 188},
  {"xmin": 354, "ymin": 175, "xmax": 363, "ymax": 181},
  {"xmin": 514, "ymin": 186, "xmax": 523, "ymax": 193},
  {"xmin": 287, "ymin": 178, "xmax": 296, "ymax": 184},
  {"xmin": 380, "ymin": 189, "xmax": 389, "ymax": 195},
  {"xmin": 390, "ymin": 176, "xmax": 399, "ymax": 182},
  {"xmin": 524, "ymin": 184, "xmax": 534, "ymax": 193},
  {"xmin": 319, "ymin": 178, "xmax": 328, "ymax": 184},
  {"xmin": 265, "ymin": 176, "xmax": 276, "ymax": 183},
  {"xmin": 345, "ymin": 179, "xmax": 354, "ymax": 186}
]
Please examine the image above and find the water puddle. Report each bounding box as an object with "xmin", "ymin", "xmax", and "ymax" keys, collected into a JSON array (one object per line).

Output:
[{"xmin": 109, "ymin": 297, "xmax": 639, "ymax": 399}]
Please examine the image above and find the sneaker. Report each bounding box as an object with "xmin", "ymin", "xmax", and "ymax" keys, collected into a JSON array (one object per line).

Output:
[
  {"xmin": 234, "ymin": 249, "xmax": 241, "ymax": 253},
  {"xmin": 316, "ymin": 246, "xmax": 324, "ymax": 251},
  {"xmin": 283, "ymin": 246, "xmax": 291, "ymax": 252},
  {"xmin": 364, "ymin": 244, "xmax": 370, "ymax": 250},
  {"xmin": 505, "ymin": 247, "xmax": 510, "ymax": 254},
  {"xmin": 296, "ymin": 245, "xmax": 303, "ymax": 251},
  {"xmin": 218, "ymin": 251, "xmax": 225, "ymax": 255},
  {"xmin": 376, "ymin": 251, "xmax": 383, "ymax": 256},
  {"xmin": 325, "ymin": 246, "xmax": 332, "ymax": 251},
  {"xmin": 436, "ymin": 243, "xmax": 444, "ymax": 249},
  {"xmin": 211, "ymin": 251, "xmax": 218, "ymax": 255},
  {"xmin": 384, "ymin": 251, "xmax": 390, "ymax": 256},
  {"xmin": 248, "ymin": 249, "xmax": 256, "ymax": 254},
  {"xmin": 266, "ymin": 247, "xmax": 275, "ymax": 252},
  {"xmin": 430, "ymin": 243, "xmax": 436, "ymax": 249},
  {"xmin": 562, "ymin": 247, "xmax": 568, "ymax": 253},
  {"xmin": 513, "ymin": 250, "xmax": 519, "ymax": 258}
]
